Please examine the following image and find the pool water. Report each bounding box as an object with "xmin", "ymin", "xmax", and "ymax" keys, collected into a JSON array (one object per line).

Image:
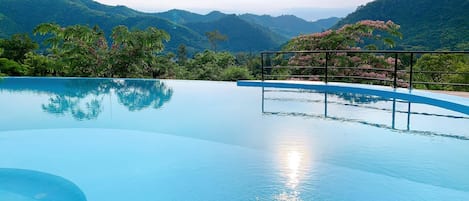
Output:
[{"xmin": 0, "ymin": 77, "xmax": 468, "ymax": 201}]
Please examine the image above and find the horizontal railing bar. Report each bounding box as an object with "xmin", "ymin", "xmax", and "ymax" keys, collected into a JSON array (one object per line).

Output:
[
  {"xmin": 265, "ymin": 75, "xmax": 326, "ymax": 78},
  {"xmin": 328, "ymin": 75, "xmax": 394, "ymax": 82},
  {"xmin": 329, "ymin": 66, "xmax": 395, "ymax": 72},
  {"xmin": 412, "ymin": 81, "xmax": 469, "ymax": 86},
  {"xmin": 413, "ymin": 71, "xmax": 469, "ymax": 75},
  {"xmin": 262, "ymin": 50, "xmax": 469, "ymax": 54},
  {"xmin": 263, "ymin": 66, "xmax": 325, "ymax": 69},
  {"xmin": 265, "ymin": 65, "xmax": 399, "ymax": 72}
]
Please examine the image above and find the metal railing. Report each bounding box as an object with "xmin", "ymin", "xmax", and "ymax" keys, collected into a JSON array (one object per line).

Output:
[{"xmin": 260, "ymin": 50, "xmax": 469, "ymax": 91}]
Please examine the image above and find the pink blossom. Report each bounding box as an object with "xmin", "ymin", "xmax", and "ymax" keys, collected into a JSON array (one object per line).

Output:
[
  {"xmin": 385, "ymin": 57, "xmax": 402, "ymax": 65},
  {"xmin": 351, "ymin": 56, "xmax": 361, "ymax": 63},
  {"xmin": 311, "ymin": 30, "xmax": 333, "ymax": 38}
]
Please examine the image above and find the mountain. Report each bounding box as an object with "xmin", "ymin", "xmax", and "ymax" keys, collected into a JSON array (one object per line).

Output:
[
  {"xmin": 153, "ymin": 10, "xmax": 226, "ymax": 24},
  {"xmin": 186, "ymin": 15, "xmax": 285, "ymax": 52},
  {"xmin": 154, "ymin": 11, "xmax": 287, "ymax": 51},
  {"xmin": 0, "ymin": 0, "xmax": 339, "ymax": 53},
  {"xmin": 0, "ymin": 0, "xmax": 205, "ymax": 52},
  {"xmin": 335, "ymin": 0, "xmax": 469, "ymax": 50},
  {"xmin": 154, "ymin": 10, "xmax": 340, "ymax": 40},
  {"xmin": 239, "ymin": 14, "xmax": 340, "ymax": 39}
]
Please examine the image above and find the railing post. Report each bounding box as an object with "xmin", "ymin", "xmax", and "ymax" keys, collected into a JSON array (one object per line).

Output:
[
  {"xmin": 392, "ymin": 98, "xmax": 396, "ymax": 129},
  {"xmin": 261, "ymin": 52, "xmax": 264, "ymax": 81},
  {"xmin": 325, "ymin": 52, "xmax": 329, "ymax": 83},
  {"xmin": 393, "ymin": 53, "xmax": 398, "ymax": 88},
  {"xmin": 409, "ymin": 53, "xmax": 414, "ymax": 90}
]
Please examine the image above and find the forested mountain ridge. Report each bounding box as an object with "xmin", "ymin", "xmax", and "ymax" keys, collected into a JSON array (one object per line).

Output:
[
  {"xmin": 185, "ymin": 15, "xmax": 286, "ymax": 52},
  {"xmin": 0, "ymin": 0, "xmax": 206, "ymax": 53},
  {"xmin": 239, "ymin": 14, "xmax": 340, "ymax": 39},
  {"xmin": 335, "ymin": 0, "xmax": 469, "ymax": 50},
  {"xmin": 0, "ymin": 0, "xmax": 338, "ymax": 53},
  {"xmin": 154, "ymin": 10, "xmax": 340, "ymax": 39}
]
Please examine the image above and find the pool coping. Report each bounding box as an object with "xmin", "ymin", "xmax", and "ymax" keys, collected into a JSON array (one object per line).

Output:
[{"xmin": 237, "ymin": 80, "xmax": 469, "ymax": 115}]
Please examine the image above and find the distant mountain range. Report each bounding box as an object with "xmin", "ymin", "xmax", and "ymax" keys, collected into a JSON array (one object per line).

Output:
[
  {"xmin": 2, "ymin": 0, "xmax": 466, "ymax": 52},
  {"xmin": 0, "ymin": 0, "xmax": 340, "ymax": 53},
  {"xmin": 335, "ymin": 0, "xmax": 469, "ymax": 50}
]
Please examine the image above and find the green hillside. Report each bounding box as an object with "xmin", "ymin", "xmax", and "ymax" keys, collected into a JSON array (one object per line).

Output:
[
  {"xmin": 186, "ymin": 15, "xmax": 285, "ymax": 52},
  {"xmin": 154, "ymin": 10, "xmax": 340, "ymax": 39},
  {"xmin": 0, "ymin": 0, "xmax": 209, "ymax": 52},
  {"xmin": 239, "ymin": 14, "xmax": 340, "ymax": 38},
  {"xmin": 335, "ymin": 0, "xmax": 469, "ymax": 50}
]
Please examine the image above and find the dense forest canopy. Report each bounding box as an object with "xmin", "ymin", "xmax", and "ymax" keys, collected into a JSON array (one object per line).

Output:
[{"xmin": 335, "ymin": 0, "xmax": 469, "ymax": 50}]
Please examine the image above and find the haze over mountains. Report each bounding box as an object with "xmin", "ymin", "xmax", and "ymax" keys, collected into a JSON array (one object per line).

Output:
[{"xmin": 0, "ymin": 0, "xmax": 468, "ymax": 52}]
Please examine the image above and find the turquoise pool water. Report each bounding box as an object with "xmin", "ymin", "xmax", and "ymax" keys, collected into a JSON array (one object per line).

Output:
[{"xmin": 0, "ymin": 77, "xmax": 468, "ymax": 201}]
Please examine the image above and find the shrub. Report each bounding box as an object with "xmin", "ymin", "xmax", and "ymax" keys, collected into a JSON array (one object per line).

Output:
[{"xmin": 221, "ymin": 66, "xmax": 253, "ymax": 81}]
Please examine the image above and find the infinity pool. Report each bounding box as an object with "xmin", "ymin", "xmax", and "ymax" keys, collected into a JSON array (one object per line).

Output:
[{"xmin": 1, "ymin": 77, "xmax": 468, "ymax": 201}]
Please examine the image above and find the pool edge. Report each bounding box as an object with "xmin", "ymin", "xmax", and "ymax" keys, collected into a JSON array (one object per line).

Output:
[{"xmin": 237, "ymin": 80, "xmax": 469, "ymax": 115}]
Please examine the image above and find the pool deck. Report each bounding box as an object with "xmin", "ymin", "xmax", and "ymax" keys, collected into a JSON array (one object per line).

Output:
[{"xmin": 237, "ymin": 80, "xmax": 469, "ymax": 115}]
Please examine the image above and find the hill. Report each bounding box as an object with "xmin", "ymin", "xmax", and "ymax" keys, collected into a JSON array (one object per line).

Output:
[
  {"xmin": 153, "ymin": 10, "xmax": 226, "ymax": 24},
  {"xmin": 0, "ymin": 0, "xmax": 340, "ymax": 52},
  {"xmin": 186, "ymin": 15, "xmax": 285, "ymax": 52},
  {"xmin": 154, "ymin": 10, "xmax": 340, "ymax": 39},
  {"xmin": 0, "ymin": 0, "xmax": 206, "ymax": 52},
  {"xmin": 239, "ymin": 14, "xmax": 340, "ymax": 39},
  {"xmin": 335, "ymin": 0, "xmax": 469, "ymax": 50}
]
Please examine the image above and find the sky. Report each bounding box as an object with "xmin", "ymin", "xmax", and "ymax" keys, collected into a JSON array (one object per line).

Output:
[{"xmin": 95, "ymin": 0, "xmax": 375, "ymax": 21}]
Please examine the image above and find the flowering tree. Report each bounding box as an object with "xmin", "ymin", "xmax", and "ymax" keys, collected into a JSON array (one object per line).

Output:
[
  {"xmin": 279, "ymin": 20, "xmax": 406, "ymax": 87},
  {"xmin": 285, "ymin": 20, "xmax": 402, "ymax": 51}
]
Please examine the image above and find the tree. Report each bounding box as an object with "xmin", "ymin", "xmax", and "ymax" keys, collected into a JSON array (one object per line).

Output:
[
  {"xmin": 221, "ymin": 66, "xmax": 253, "ymax": 81},
  {"xmin": 282, "ymin": 20, "xmax": 405, "ymax": 85},
  {"xmin": 23, "ymin": 52, "xmax": 57, "ymax": 76},
  {"xmin": 34, "ymin": 23, "xmax": 109, "ymax": 76},
  {"xmin": 177, "ymin": 44, "xmax": 188, "ymax": 65},
  {"xmin": 0, "ymin": 58, "xmax": 28, "ymax": 75},
  {"xmin": 34, "ymin": 23, "xmax": 170, "ymax": 78},
  {"xmin": 285, "ymin": 20, "xmax": 402, "ymax": 51},
  {"xmin": 0, "ymin": 33, "xmax": 39, "ymax": 63},
  {"xmin": 414, "ymin": 54, "xmax": 469, "ymax": 91},
  {"xmin": 109, "ymin": 26, "xmax": 170, "ymax": 77},
  {"xmin": 205, "ymin": 30, "xmax": 227, "ymax": 51}
]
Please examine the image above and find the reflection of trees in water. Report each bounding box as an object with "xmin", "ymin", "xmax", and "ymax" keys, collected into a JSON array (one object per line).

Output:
[
  {"xmin": 330, "ymin": 92, "xmax": 383, "ymax": 104},
  {"xmin": 43, "ymin": 79, "xmax": 112, "ymax": 120},
  {"xmin": 42, "ymin": 95, "xmax": 103, "ymax": 121},
  {"xmin": 114, "ymin": 80, "xmax": 173, "ymax": 111},
  {"xmin": 40, "ymin": 79, "xmax": 173, "ymax": 120},
  {"xmin": 297, "ymin": 89, "xmax": 384, "ymax": 104}
]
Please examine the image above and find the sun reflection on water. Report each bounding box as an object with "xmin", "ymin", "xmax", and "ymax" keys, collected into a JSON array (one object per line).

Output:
[
  {"xmin": 274, "ymin": 136, "xmax": 314, "ymax": 201},
  {"xmin": 286, "ymin": 150, "xmax": 302, "ymax": 189}
]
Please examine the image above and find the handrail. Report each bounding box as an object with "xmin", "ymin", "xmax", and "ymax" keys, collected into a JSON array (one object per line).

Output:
[
  {"xmin": 260, "ymin": 50, "xmax": 469, "ymax": 90},
  {"xmin": 261, "ymin": 50, "xmax": 469, "ymax": 54}
]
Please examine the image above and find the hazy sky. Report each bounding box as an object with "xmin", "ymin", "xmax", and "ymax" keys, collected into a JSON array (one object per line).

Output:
[{"xmin": 95, "ymin": 0, "xmax": 375, "ymax": 21}]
